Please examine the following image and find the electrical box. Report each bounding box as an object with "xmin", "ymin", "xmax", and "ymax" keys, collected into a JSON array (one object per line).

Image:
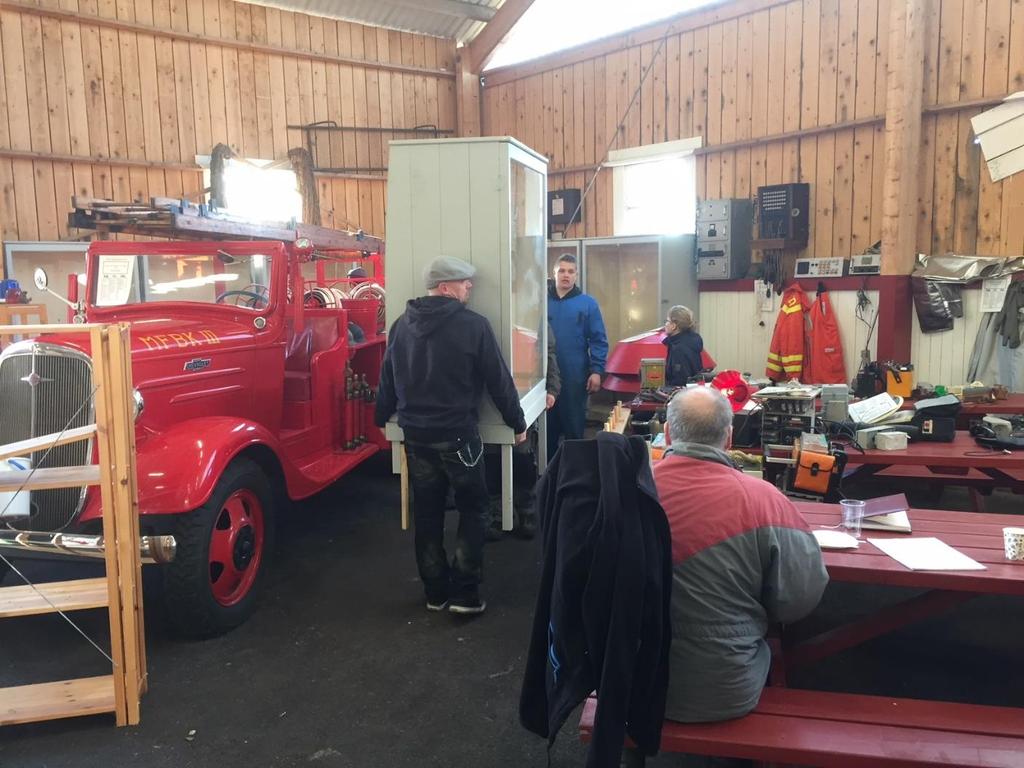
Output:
[
  {"xmin": 548, "ymin": 189, "xmax": 581, "ymax": 237},
  {"xmin": 696, "ymin": 198, "xmax": 753, "ymax": 280},
  {"xmin": 757, "ymin": 183, "xmax": 810, "ymax": 246},
  {"xmin": 794, "ymin": 257, "xmax": 846, "ymax": 278},
  {"xmin": 849, "ymin": 253, "xmax": 882, "ymax": 275}
]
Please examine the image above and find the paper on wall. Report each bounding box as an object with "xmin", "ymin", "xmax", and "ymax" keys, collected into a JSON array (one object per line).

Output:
[
  {"xmin": 868, "ymin": 537, "xmax": 986, "ymax": 571},
  {"xmin": 981, "ymin": 276, "xmax": 1012, "ymax": 313},
  {"xmin": 95, "ymin": 255, "xmax": 136, "ymax": 307}
]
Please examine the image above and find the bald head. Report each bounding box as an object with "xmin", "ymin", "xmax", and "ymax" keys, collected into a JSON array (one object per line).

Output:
[{"xmin": 666, "ymin": 387, "xmax": 733, "ymax": 450}]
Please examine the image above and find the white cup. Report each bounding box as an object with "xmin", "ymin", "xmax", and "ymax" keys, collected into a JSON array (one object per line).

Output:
[
  {"xmin": 840, "ymin": 499, "xmax": 865, "ymax": 539},
  {"xmin": 1003, "ymin": 527, "xmax": 1024, "ymax": 561}
]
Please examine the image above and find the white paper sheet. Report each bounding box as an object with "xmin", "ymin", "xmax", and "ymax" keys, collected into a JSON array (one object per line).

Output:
[
  {"xmin": 95, "ymin": 255, "xmax": 136, "ymax": 307},
  {"xmin": 868, "ymin": 537, "xmax": 986, "ymax": 571},
  {"xmin": 847, "ymin": 393, "xmax": 902, "ymax": 425},
  {"xmin": 812, "ymin": 529, "xmax": 860, "ymax": 549},
  {"xmin": 982, "ymin": 276, "xmax": 1012, "ymax": 313}
]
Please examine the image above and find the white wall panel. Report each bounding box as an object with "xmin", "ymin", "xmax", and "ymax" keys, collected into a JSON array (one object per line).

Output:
[
  {"xmin": 909, "ymin": 289, "xmax": 984, "ymax": 386},
  {"xmin": 698, "ymin": 288, "xmax": 879, "ymax": 382}
]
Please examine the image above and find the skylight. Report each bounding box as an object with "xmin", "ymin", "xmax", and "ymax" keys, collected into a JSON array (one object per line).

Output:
[{"xmin": 484, "ymin": 0, "xmax": 718, "ymax": 71}]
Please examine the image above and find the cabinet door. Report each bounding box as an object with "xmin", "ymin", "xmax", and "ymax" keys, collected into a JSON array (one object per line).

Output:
[{"xmin": 509, "ymin": 159, "xmax": 546, "ymax": 396}]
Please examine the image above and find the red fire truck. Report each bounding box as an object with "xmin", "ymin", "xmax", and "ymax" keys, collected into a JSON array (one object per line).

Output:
[{"xmin": 0, "ymin": 201, "xmax": 387, "ymax": 637}]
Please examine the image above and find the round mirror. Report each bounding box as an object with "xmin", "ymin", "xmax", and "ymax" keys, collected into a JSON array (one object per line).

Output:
[{"xmin": 33, "ymin": 268, "xmax": 49, "ymax": 292}]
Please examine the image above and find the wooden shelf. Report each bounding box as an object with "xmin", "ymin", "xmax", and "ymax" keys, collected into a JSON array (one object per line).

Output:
[
  {"xmin": 0, "ymin": 675, "xmax": 116, "ymax": 726},
  {"xmin": 0, "ymin": 465, "xmax": 100, "ymax": 492},
  {"xmin": 0, "ymin": 425, "xmax": 97, "ymax": 463},
  {"xmin": 0, "ymin": 578, "xmax": 109, "ymax": 618}
]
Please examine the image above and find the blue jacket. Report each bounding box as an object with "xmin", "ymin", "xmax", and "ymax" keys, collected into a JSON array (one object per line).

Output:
[{"xmin": 548, "ymin": 283, "xmax": 608, "ymax": 384}]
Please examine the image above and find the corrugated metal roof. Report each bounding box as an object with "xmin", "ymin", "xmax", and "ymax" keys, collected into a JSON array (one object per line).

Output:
[{"xmin": 239, "ymin": 0, "xmax": 502, "ymax": 43}]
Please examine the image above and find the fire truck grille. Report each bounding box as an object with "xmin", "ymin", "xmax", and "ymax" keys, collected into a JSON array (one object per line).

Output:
[{"xmin": 0, "ymin": 344, "xmax": 94, "ymax": 531}]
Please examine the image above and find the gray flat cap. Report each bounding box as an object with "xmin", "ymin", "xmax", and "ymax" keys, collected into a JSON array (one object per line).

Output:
[{"xmin": 424, "ymin": 255, "xmax": 476, "ymax": 289}]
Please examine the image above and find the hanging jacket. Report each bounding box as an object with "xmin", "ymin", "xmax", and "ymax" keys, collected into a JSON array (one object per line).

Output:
[
  {"xmin": 805, "ymin": 291, "xmax": 846, "ymax": 384},
  {"xmin": 995, "ymin": 281, "xmax": 1024, "ymax": 349},
  {"xmin": 548, "ymin": 283, "xmax": 609, "ymax": 384},
  {"xmin": 520, "ymin": 433, "xmax": 672, "ymax": 768},
  {"xmin": 766, "ymin": 285, "xmax": 810, "ymax": 381}
]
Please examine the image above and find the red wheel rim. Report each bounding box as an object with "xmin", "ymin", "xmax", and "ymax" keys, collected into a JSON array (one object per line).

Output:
[{"xmin": 207, "ymin": 489, "xmax": 264, "ymax": 607}]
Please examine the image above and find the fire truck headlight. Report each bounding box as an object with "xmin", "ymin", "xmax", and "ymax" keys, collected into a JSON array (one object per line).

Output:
[{"xmin": 132, "ymin": 388, "xmax": 145, "ymax": 421}]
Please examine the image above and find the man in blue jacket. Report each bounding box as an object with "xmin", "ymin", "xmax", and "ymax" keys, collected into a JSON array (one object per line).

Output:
[{"xmin": 547, "ymin": 254, "xmax": 608, "ymax": 460}]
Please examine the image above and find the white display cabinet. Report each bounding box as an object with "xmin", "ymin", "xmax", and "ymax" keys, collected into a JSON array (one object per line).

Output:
[
  {"xmin": 579, "ymin": 235, "xmax": 698, "ymax": 346},
  {"xmin": 384, "ymin": 137, "xmax": 549, "ymax": 528}
]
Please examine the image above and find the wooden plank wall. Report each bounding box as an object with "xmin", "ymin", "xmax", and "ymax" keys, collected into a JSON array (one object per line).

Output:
[
  {"xmin": 481, "ymin": 0, "xmax": 1024, "ymax": 262},
  {"xmin": 0, "ymin": 0, "xmax": 457, "ymax": 242}
]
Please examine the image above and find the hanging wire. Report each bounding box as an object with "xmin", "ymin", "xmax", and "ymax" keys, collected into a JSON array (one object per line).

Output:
[
  {"xmin": 560, "ymin": 25, "xmax": 678, "ymax": 238},
  {"xmin": 1, "ymin": 384, "xmax": 120, "ymax": 667}
]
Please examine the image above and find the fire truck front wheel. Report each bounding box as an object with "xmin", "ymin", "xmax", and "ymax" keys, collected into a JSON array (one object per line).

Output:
[{"xmin": 164, "ymin": 458, "xmax": 276, "ymax": 638}]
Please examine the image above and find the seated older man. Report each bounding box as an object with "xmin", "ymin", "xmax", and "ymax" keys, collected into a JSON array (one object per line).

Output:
[{"xmin": 623, "ymin": 387, "xmax": 828, "ymax": 768}]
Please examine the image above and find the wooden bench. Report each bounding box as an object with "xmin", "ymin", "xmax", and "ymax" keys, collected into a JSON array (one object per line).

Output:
[{"xmin": 579, "ymin": 688, "xmax": 1024, "ymax": 767}]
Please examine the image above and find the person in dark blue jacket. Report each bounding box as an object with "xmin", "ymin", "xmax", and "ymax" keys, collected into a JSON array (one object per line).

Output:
[
  {"xmin": 547, "ymin": 254, "xmax": 608, "ymax": 460},
  {"xmin": 662, "ymin": 305, "xmax": 705, "ymax": 387}
]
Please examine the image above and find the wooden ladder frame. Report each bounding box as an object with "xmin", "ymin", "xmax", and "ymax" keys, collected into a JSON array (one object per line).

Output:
[{"xmin": 0, "ymin": 322, "xmax": 146, "ymax": 727}]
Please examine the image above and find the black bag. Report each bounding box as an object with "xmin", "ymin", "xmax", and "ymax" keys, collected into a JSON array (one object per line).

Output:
[
  {"xmin": 913, "ymin": 394, "xmax": 962, "ymax": 419},
  {"xmin": 912, "ymin": 278, "xmax": 955, "ymax": 333}
]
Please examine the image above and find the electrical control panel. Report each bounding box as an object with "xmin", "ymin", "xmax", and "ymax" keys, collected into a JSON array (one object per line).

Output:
[
  {"xmin": 794, "ymin": 257, "xmax": 846, "ymax": 278},
  {"xmin": 849, "ymin": 253, "xmax": 882, "ymax": 275},
  {"xmin": 696, "ymin": 198, "xmax": 753, "ymax": 280}
]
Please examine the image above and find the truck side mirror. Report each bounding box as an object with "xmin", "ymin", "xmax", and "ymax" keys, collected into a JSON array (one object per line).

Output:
[{"xmin": 34, "ymin": 267, "xmax": 49, "ymax": 292}]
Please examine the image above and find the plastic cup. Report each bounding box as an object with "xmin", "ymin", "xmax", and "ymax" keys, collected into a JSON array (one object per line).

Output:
[
  {"xmin": 840, "ymin": 499, "xmax": 865, "ymax": 538},
  {"xmin": 1003, "ymin": 527, "xmax": 1024, "ymax": 561}
]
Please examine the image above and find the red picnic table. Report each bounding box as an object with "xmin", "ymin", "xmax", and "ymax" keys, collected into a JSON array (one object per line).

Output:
[
  {"xmin": 784, "ymin": 501, "xmax": 1024, "ymax": 676},
  {"xmin": 841, "ymin": 432, "xmax": 1024, "ymax": 511}
]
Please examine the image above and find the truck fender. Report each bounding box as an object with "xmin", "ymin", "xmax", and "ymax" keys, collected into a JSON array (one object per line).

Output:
[{"xmin": 78, "ymin": 418, "xmax": 285, "ymax": 523}]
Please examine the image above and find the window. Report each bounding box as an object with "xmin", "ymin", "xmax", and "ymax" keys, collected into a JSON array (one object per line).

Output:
[
  {"xmin": 485, "ymin": 0, "xmax": 717, "ymax": 71},
  {"xmin": 611, "ymin": 138, "xmax": 700, "ymax": 236},
  {"xmin": 199, "ymin": 157, "xmax": 303, "ymax": 224}
]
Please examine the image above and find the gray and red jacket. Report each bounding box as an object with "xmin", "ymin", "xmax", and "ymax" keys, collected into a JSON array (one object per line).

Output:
[{"xmin": 653, "ymin": 446, "xmax": 828, "ymax": 722}]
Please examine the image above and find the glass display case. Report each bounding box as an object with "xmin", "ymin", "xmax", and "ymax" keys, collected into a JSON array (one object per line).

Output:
[
  {"xmin": 578, "ymin": 235, "xmax": 698, "ymax": 346},
  {"xmin": 384, "ymin": 137, "xmax": 549, "ymax": 526}
]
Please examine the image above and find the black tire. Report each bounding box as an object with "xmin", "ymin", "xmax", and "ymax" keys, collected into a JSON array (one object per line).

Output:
[{"xmin": 163, "ymin": 458, "xmax": 276, "ymax": 638}]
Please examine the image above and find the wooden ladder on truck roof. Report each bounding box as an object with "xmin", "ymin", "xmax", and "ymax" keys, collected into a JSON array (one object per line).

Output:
[{"xmin": 67, "ymin": 196, "xmax": 384, "ymax": 255}]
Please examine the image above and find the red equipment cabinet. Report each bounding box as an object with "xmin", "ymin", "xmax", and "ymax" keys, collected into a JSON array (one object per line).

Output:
[{"xmin": 0, "ymin": 231, "xmax": 386, "ymax": 637}]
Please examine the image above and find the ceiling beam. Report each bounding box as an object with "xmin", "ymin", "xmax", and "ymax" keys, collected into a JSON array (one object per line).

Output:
[
  {"xmin": 466, "ymin": 0, "xmax": 536, "ymax": 72},
  {"xmin": 384, "ymin": 0, "xmax": 497, "ymax": 23}
]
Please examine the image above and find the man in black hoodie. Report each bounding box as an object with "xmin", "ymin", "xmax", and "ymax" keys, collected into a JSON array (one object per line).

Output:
[{"xmin": 375, "ymin": 255, "xmax": 527, "ymax": 616}]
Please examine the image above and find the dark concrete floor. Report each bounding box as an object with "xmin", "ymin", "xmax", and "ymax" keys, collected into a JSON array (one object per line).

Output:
[{"xmin": 1, "ymin": 455, "xmax": 1023, "ymax": 768}]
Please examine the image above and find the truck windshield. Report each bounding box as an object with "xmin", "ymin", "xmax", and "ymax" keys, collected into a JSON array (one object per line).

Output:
[{"xmin": 91, "ymin": 251, "xmax": 273, "ymax": 310}]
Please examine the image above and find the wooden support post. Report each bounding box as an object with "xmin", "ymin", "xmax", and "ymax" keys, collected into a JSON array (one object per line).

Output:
[
  {"xmin": 455, "ymin": 54, "xmax": 482, "ymax": 138},
  {"xmin": 400, "ymin": 444, "xmax": 410, "ymax": 531},
  {"xmin": 880, "ymin": 0, "xmax": 926, "ymax": 275}
]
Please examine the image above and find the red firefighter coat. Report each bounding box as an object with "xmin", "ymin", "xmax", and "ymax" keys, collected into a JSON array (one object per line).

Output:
[
  {"xmin": 766, "ymin": 285, "xmax": 810, "ymax": 381},
  {"xmin": 806, "ymin": 291, "xmax": 847, "ymax": 384}
]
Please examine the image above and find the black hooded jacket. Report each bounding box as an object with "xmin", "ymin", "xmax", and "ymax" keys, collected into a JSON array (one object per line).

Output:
[
  {"xmin": 663, "ymin": 330, "xmax": 704, "ymax": 387},
  {"xmin": 374, "ymin": 295, "xmax": 526, "ymax": 443},
  {"xmin": 520, "ymin": 433, "xmax": 672, "ymax": 768}
]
